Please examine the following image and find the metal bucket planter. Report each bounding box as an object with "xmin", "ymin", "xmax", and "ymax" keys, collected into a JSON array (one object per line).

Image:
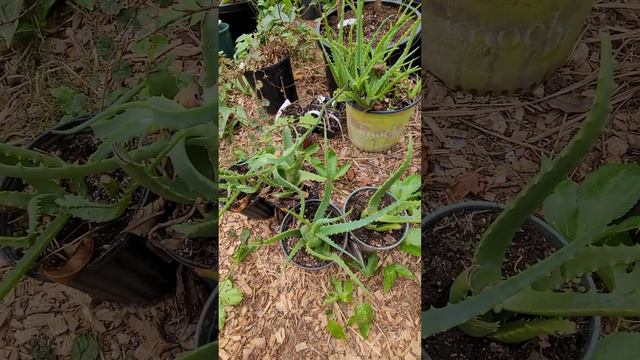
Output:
[
  {"xmin": 346, "ymin": 97, "xmax": 419, "ymax": 153},
  {"xmin": 422, "ymin": 0, "xmax": 593, "ymax": 93},
  {"xmin": 421, "ymin": 201, "xmax": 601, "ymax": 360}
]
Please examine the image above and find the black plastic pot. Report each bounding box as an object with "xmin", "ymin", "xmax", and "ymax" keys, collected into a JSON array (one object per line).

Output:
[
  {"xmin": 279, "ymin": 200, "xmax": 348, "ymax": 271},
  {"xmin": 195, "ymin": 285, "xmax": 218, "ymax": 347},
  {"xmin": 344, "ymin": 187, "xmax": 409, "ymax": 253},
  {"xmin": 316, "ymin": 0, "xmax": 422, "ymax": 93},
  {"xmin": 220, "ymin": 1, "xmax": 258, "ymax": 43},
  {"xmin": 232, "ymin": 193, "xmax": 276, "ymax": 220},
  {"xmin": 244, "ymin": 56, "xmax": 299, "ymax": 115},
  {"xmin": 301, "ymin": 0, "xmax": 322, "ymax": 20},
  {"xmin": 160, "ymin": 245, "xmax": 216, "ymax": 290},
  {"xmin": 421, "ymin": 201, "xmax": 601, "ymax": 360},
  {"xmin": 219, "ymin": 21, "xmax": 234, "ymax": 58},
  {"xmin": 0, "ymin": 118, "xmax": 176, "ymax": 303}
]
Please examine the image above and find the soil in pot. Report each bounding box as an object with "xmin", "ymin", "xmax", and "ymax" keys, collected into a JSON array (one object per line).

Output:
[
  {"xmin": 345, "ymin": 188, "xmax": 403, "ymax": 248},
  {"xmin": 281, "ymin": 202, "xmax": 344, "ymax": 268},
  {"xmin": 423, "ymin": 210, "xmax": 591, "ymax": 360},
  {"xmin": 148, "ymin": 200, "xmax": 217, "ymax": 270}
]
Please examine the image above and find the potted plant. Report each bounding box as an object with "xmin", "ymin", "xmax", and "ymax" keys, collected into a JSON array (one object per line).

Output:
[
  {"xmin": 344, "ymin": 136, "xmax": 420, "ymax": 252},
  {"xmin": 422, "ymin": 36, "xmax": 640, "ymax": 360},
  {"xmin": 318, "ymin": 0, "xmax": 421, "ymax": 152},
  {"xmin": 277, "ymin": 96, "xmax": 343, "ymax": 139},
  {"xmin": 0, "ymin": 8, "xmax": 219, "ymax": 303},
  {"xmin": 220, "ymin": 0, "xmax": 259, "ymax": 42},
  {"xmin": 422, "ymin": 0, "xmax": 592, "ymax": 92},
  {"xmin": 0, "ymin": 120, "xmax": 177, "ymax": 303},
  {"xmin": 235, "ymin": 3, "xmax": 314, "ymax": 114},
  {"xmin": 316, "ymin": 0, "xmax": 422, "ymax": 93}
]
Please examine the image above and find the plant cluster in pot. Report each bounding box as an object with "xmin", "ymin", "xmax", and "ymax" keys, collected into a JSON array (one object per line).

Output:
[
  {"xmin": 235, "ymin": 3, "xmax": 315, "ymax": 115},
  {"xmin": 317, "ymin": 0, "xmax": 421, "ymax": 152},
  {"xmin": 0, "ymin": 9, "xmax": 219, "ymax": 307},
  {"xmin": 317, "ymin": 0, "xmax": 422, "ymax": 95},
  {"xmin": 344, "ymin": 136, "xmax": 420, "ymax": 254},
  {"xmin": 423, "ymin": 36, "xmax": 640, "ymax": 360},
  {"xmin": 0, "ymin": 119, "xmax": 176, "ymax": 303}
]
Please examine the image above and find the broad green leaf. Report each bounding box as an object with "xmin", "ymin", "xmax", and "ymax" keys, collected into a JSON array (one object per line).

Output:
[
  {"xmin": 543, "ymin": 179, "xmax": 578, "ymax": 239},
  {"xmin": 95, "ymin": 35, "xmax": 114, "ymax": 58},
  {"xmin": 360, "ymin": 253, "xmax": 379, "ymax": 278},
  {"xmin": 327, "ymin": 320, "xmax": 346, "ymax": 339},
  {"xmin": 219, "ymin": 278, "xmax": 243, "ymax": 330},
  {"xmin": 71, "ymin": 334, "xmax": 99, "ymax": 360},
  {"xmin": 399, "ymin": 228, "xmax": 420, "ymax": 257},
  {"xmin": 576, "ymin": 164, "xmax": 640, "ymax": 238},
  {"xmin": 0, "ymin": 0, "xmax": 22, "ymax": 46},
  {"xmin": 390, "ymin": 174, "xmax": 421, "ymax": 200},
  {"xmin": 347, "ymin": 303, "xmax": 374, "ymax": 339},
  {"xmin": 382, "ymin": 264, "xmax": 415, "ymax": 293},
  {"xmin": 593, "ymin": 332, "xmax": 640, "ymax": 360}
]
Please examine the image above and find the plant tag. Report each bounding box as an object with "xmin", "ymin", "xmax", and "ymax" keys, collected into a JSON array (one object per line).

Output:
[
  {"xmin": 341, "ymin": 19, "xmax": 356, "ymax": 28},
  {"xmin": 275, "ymin": 99, "xmax": 292, "ymax": 120}
]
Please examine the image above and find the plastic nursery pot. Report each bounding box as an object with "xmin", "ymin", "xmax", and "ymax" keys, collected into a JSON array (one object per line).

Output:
[
  {"xmin": 220, "ymin": 0, "xmax": 258, "ymax": 43},
  {"xmin": 159, "ymin": 241, "xmax": 216, "ymax": 290},
  {"xmin": 345, "ymin": 97, "xmax": 419, "ymax": 153},
  {"xmin": 0, "ymin": 118, "xmax": 176, "ymax": 303},
  {"xmin": 195, "ymin": 285, "xmax": 218, "ymax": 347},
  {"xmin": 231, "ymin": 193, "xmax": 276, "ymax": 220},
  {"xmin": 279, "ymin": 200, "xmax": 348, "ymax": 271},
  {"xmin": 421, "ymin": 201, "xmax": 601, "ymax": 360},
  {"xmin": 422, "ymin": 0, "xmax": 593, "ymax": 93},
  {"xmin": 244, "ymin": 56, "xmax": 299, "ymax": 115},
  {"xmin": 317, "ymin": 0, "xmax": 422, "ymax": 94},
  {"xmin": 301, "ymin": 0, "xmax": 322, "ymax": 20},
  {"xmin": 343, "ymin": 187, "xmax": 409, "ymax": 253},
  {"xmin": 219, "ymin": 21, "xmax": 235, "ymax": 58}
]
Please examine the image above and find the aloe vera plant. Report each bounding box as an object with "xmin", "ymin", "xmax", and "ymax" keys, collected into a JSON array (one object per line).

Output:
[
  {"xmin": 422, "ymin": 36, "xmax": 640, "ymax": 347},
  {"xmin": 0, "ymin": 8, "xmax": 219, "ymax": 300},
  {"xmin": 319, "ymin": 0, "xmax": 421, "ymax": 109},
  {"xmin": 357, "ymin": 136, "xmax": 420, "ymax": 232}
]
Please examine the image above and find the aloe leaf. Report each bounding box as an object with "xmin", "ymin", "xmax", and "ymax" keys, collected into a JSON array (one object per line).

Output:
[
  {"xmin": 593, "ymin": 332, "xmax": 640, "ymax": 360},
  {"xmin": 543, "ymin": 179, "xmax": 578, "ymax": 239},
  {"xmin": 503, "ymin": 289, "xmax": 640, "ymax": 317},
  {"xmin": 0, "ymin": 214, "xmax": 71, "ymax": 300},
  {"xmin": 422, "ymin": 229, "xmax": 598, "ymax": 338},
  {"xmin": 489, "ymin": 319, "xmax": 576, "ymax": 343},
  {"xmin": 55, "ymin": 191, "xmax": 133, "ymax": 223},
  {"xmin": 306, "ymin": 245, "xmax": 368, "ymax": 294},
  {"xmin": 0, "ymin": 234, "xmax": 37, "ymax": 248},
  {"xmin": 179, "ymin": 341, "xmax": 218, "ymax": 360},
  {"xmin": 172, "ymin": 217, "xmax": 217, "ymax": 238},
  {"xmin": 113, "ymin": 144, "xmax": 197, "ymax": 203},
  {"xmin": 469, "ymin": 35, "xmax": 614, "ymax": 291},
  {"xmin": 0, "ymin": 192, "xmax": 36, "ymax": 209},
  {"xmin": 169, "ymin": 137, "xmax": 217, "ymax": 200},
  {"xmin": 366, "ymin": 136, "xmax": 414, "ymax": 213}
]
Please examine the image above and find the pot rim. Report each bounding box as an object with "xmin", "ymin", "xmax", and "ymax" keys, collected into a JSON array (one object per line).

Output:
[
  {"xmin": 243, "ymin": 55, "xmax": 292, "ymax": 76},
  {"xmin": 421, "ymin": 200, "xmax": 601, "ymax": 360},
  {"xmin": 195, "ymin": 285, "xmax": 219, "ymax": 347},
  {"xmin": 343, "ymin": 186, "xmax": 409, "ymax": 251},
  {"xmin": 316, "ymin": 0, "xmax": 422, "ymax": 51},
  {"xmin": 346, "ymin": 95, "xmax": 420, "ymax": 115},
  {"xmin": 219, "ymin": 21, "xmax": 230, "ymax": 33},
  {"xmin": 279, "ymin": 199, "xmax": 348, "ymax": 271}
]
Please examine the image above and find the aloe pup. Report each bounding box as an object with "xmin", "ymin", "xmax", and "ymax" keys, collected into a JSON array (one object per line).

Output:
[{"xmin": 422, "ymin": 35, "xmax": 640, "ymax": 356}]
